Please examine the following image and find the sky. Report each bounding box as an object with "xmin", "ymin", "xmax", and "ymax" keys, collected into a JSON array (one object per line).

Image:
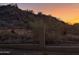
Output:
[{"xmin": 1, "ymin": 3, "xmax": 79, "ymax": 25}]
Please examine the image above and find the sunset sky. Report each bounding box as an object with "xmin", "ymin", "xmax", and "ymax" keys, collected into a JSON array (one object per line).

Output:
[{"xmin": 1, "ymin": 3, "xmax": 79, "ymax": 25}]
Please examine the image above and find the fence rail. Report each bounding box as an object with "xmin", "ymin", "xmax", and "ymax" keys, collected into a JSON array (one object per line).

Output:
[{"xmin": 0, "ymin": 44, "xmax": 79, "ymax": 54}]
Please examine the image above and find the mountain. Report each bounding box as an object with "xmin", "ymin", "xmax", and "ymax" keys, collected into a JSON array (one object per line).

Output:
[
  {"xmin": 0, "ymin": 4, "xmax": 78, "ymax": 44},
  {"xmin": 0, "ymin": 4, "xmax": 68, "ymax": 30}
]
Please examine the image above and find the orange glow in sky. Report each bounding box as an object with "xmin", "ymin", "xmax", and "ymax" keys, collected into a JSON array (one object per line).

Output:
[
  {"xmin": 17, "ymin": 3, "xmax": 79, "ymax": 25},
  {"xmin": 1, "ymin": 3, "xmax": 79, "ymax": 25}
]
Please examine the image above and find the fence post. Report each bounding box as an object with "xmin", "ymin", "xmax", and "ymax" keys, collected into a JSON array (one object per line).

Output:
[{"xmin": 40, "ymin": 23, "xmax": 46, "ymax": 54}]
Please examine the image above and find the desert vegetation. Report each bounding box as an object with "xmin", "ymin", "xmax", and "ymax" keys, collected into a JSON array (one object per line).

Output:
[{"xmin": 0, "ymin": 4, "xmax": 79, "ymax": 45}]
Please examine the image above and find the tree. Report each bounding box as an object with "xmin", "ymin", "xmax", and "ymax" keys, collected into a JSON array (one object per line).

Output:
[{"xmin": 38, "ymin": 12, "xmax": 42, "ymax": 15}]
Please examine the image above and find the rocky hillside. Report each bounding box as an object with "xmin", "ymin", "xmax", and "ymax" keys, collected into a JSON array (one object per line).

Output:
[{"xmin": 0, "ymin": 4, "xmax": 79, "ymax": 44}]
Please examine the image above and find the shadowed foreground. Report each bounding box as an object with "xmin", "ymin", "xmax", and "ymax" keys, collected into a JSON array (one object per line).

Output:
[{"xmin": 0, "ymin": 44, "xmax": 79, "ymax": 55}]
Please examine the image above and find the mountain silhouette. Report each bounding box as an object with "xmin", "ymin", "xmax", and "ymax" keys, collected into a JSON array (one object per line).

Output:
[
  {"xmin": 0, "ymin": 4, "xmax": 68, "ymax": 30},
  {"xmin": 0, "ymin": 4, "xmax": 79, "ymax": 44}
]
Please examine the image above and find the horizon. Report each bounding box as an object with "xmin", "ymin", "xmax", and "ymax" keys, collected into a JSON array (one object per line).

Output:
[
  {"xmin": 1, "ymin": 3, "xmax": 79, "ymax": 25},
  {"xmin": 0, "ymin": 3, "xmax": 79, "ymax": 55}
]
